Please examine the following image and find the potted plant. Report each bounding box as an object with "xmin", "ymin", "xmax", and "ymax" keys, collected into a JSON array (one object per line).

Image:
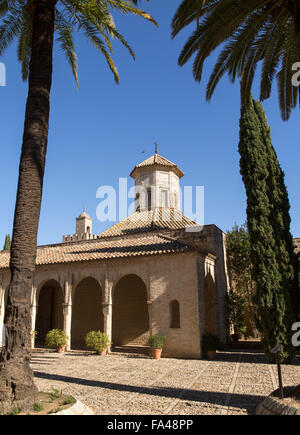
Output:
[
  {"xmin": 202, "ymin": 333, "xmax": 219, "ymax": 360},
  {"xmin": 45, "ymin": 329, "xmax": 68, "ymax": 353},
  {"xmin": 237, "ymin": 324, "xmax": 247, "ymax": 340},
  {"xmin": 84, "ymin": 331, "xmax": 112, "ymax": 355},
  {"xmin": 149, "ymin": 335, "xmax": 165, "ymax": 360}
]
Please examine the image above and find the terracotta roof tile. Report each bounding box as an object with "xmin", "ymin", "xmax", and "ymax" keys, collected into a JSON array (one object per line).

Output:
[
  {"xmin": 130, "ymin": 154, "xmax": 184, "ymax": 178},
  {"xmin": 0, "ymin": 233, "xmax": 193, "ymax": 270},
  {"xmin": 99, "ymin": 209, "xmax": 201, "ymax": 238}
]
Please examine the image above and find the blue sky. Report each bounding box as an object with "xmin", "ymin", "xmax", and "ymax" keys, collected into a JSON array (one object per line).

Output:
[{"xmin": 0, "ymin": 0, "xmax": 299, "ymax": 247}]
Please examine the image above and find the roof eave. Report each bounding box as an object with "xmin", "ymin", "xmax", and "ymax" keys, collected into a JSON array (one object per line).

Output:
[{"xmin": 130, "ymin": 164, "xmax": 184, "ymax": 179}]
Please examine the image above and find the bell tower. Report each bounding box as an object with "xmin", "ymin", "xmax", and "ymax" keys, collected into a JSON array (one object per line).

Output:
[
  {"xmin": 76, "ymin": 208, "xmax": 92, "ymax": 235},
  {"xmin": 62, "ymin": 208, "xmax": 94, "ymax": 243},
  {"xmin": 130, "ymin": 146, "xmax": 184, "ymax": 212}
]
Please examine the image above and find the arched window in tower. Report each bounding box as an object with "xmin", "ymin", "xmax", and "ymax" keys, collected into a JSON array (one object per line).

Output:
[
  {"xmin": 87, "ymin": 226, "xmax": 91, "ymax": 235},
  {"xmin": 161, "ymin": 190, "xmax": 169, "ymax": 208},
  {"xmin": 147, "ymin": 189, "xmax": 152, "ymax": 211},
  {"xmin": 135, "ymin": 193, "xmax": 141, "ymax": 212},
  {"xmin": 170, "ymin": 300, "xmax": 180, "ymax": 329}
]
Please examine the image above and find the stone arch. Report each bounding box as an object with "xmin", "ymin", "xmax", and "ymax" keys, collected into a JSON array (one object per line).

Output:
[
  {"xmin": 1, "ymin": 286, "xmax": 9, "ymax": 322},
  {"xmin": 71, "ymin": 277, "xmax": 103, "ymax": 349},
  {"xmin": 35, "ymin": 279, "xmax": 64, "ymax": 346},
  {"xmin": 112, "ymin": 274, "xmax": 149, "ymax": 346},
  {"xmin": 204, "ymin": 272, "xmax": 217, "ymax": 335},
  {"xmin": 170, "ymin": 300, "xmax": 180, "ymax": 329}
]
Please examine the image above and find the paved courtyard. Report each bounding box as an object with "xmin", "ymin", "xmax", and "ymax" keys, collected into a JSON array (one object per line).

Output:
[{"xmin": 31, "ymin": 349, "xmax": 300, "ymax": 415}]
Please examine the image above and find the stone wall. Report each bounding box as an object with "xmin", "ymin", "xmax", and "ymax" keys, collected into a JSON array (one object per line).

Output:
[
  {"xmin": 147, "ymin": 252, "xmax": 201, "ymax": 357},
  {"xmin": 0, "ymin": 223, "xmax": 229, "ymax": 356},
  {"xmin": 134, "ymin": 169, "xmax": 180, "ymax": 211},
  {"xmin": 0, "ymin": 251, "xmax": 207, "ymax": 357},
  {"xmin": 172, "ymin": 224, "xmax": 229, "ymax": 344}
]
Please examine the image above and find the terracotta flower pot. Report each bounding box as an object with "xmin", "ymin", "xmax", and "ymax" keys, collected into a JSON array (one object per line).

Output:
[
  {"xmin": 57, "ymin": 345, "xmax": 66, "ymax": 353},
  {"xmin": 97, "ymin": 348, "xmax": 108, "ymax": 356},
  {"xmin": 207, "ymin": 350, "xmax": 216, "ymax": 360},
  {"xmin": 151, "ymin": 348, "xmax": 162, "ymax": 360},
  {"xmin": 231, "ymin": 334, "xmax": 240, "ymax": 343}
]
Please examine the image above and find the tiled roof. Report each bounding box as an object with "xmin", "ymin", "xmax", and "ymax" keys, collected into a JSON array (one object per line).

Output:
[
  {"xmin": 0, "ymin": 233, "xmax": 193, "ymax": 270},
  {"xmin": 130, "ymin": 154, "xmax": 184, "ymax": 178},
  {"xmin": 99, "ymin": 209, "xmax": 201, "ymax": 238}
]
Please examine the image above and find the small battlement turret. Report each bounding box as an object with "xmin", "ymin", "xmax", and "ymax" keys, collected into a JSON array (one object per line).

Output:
[{"xmin": 62, "ymin": 209, "xmax": 95, "ymax": 243}]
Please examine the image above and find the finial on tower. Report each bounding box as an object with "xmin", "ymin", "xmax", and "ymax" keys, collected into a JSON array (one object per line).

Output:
[{"xmin": 155, "ymin": 142, "xmax": 158, "ymax": 155}]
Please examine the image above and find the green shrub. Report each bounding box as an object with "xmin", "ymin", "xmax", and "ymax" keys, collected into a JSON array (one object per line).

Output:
[
  {"xmin": 33, "ymin": 402, "xmax": 44, "ymax": 413},
  {"xmin": 7, "ymin": 406, "xmax": 23, "ymax": 415},
  {"xmin": 84, "ymin": 331, "xmax": 112, "ymax": 353},
  {"xmin": 49, "ymin": 388, "xmax": 62, "ymax": 401},
  {"xmin": 149, "ymin": 335, "xmax": 165, "ymax": 349},
  {"xmin": 236, "ymin": 325, "xmax": 247, "ymax": 336},
  {"xmin": 202, "ymin": 333, "xmax": 219, "ymax": 351},
  {"xmin": 45, "ymin": 329, "xmax": 68, "ymax": 348},
  {"xmin": 63, "ymin": 396, "xmax": 76, "ymax": 406},
  {"xmin": 50, "ymin": 407, "xmax": 63, "ymax": 414}
]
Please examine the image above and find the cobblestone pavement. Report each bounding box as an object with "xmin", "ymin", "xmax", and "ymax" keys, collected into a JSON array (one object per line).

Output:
[{"xmin": 31, "ymin": 349, "xmax": 300, "ymax": 415}]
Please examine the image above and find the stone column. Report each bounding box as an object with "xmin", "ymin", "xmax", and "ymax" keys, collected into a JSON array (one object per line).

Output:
[
  {"xmin": 197, "ymin": 256, "xmax": 206, "ymax": 359},
  {"xmin": 63, "ymin": 280, "xmax": 72, "ymax": 351},
  {"xmin": 102, "ymin": 277, "xmax": 113, "ymax": 351},
  {"xmin": 147, "ymin": 300, "xmax": 153, "ymax": 337},
  {"xmin": 102, "ymin": 303, "xmax": 112, "ymax": 340},
  {"xmin": 31, "ymin": 287, "xmax": 38, "ymax": 349}
]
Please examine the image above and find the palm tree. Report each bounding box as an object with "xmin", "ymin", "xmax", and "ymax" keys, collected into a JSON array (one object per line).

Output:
[
  {"xmin": 172, "ymin": 0, "xmax": 300, "ymax": 120},
  {"xmin": 0, "ymin": 0, "xmax": 156, "ymax": 414}
]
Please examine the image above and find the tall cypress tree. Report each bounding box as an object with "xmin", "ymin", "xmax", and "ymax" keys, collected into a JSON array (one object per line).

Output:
[
  {"xmin": 254, "ymin": 103, "xmax": 299, "ymax": 318},
  {"xmin": 3, "ymin": 235, "xmax": 11, "ymax": 251},
  {"xmin": 238, "ymin": 98, "xmax": 297, "ymax": 362}
]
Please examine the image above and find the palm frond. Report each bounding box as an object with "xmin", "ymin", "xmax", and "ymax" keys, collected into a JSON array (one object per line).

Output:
[
  {"xmin": 56, "ymin": 10, "xmax": 79, "ymax": 87},
  {"xmin": 77, "ymin": 17, "xmax": 119, "ymax": 83},
  {"xmin": 173, "ymin": 0, "xmax": 300, "ymax": 120},
  {"xmin": 172, "ymin": 0, "xmax": 216, "ymax": 38},
  {"xmin": 0, "ymin": 7, "xmax": 24, "ymax": 55},
  {"xmin": 1, "ymin": 0, "xmax": 156, "ymax": 85}
]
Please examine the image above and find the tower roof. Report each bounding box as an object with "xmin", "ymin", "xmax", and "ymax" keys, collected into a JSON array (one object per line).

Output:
[
  {"xmin": 77, "ymin": 208, "xmax": 91, "ymax": 220},
  {"xmin": 99, "ymin": 209, "xmax": 200, "ymax": 238},
  {"xmin": 130, "ymin": 153, "xmax": 184, "ymax": 179}
]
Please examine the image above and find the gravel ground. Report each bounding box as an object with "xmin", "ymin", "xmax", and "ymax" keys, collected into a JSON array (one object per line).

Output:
[{"xmin": 31, "ymin": 349, "xmax": 300, "ymax": 415}]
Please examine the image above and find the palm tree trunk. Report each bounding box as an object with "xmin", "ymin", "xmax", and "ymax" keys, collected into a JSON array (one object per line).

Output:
[{"xmin": 0, "ymin": 1, "xmax": 55, "ymax": 414}]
